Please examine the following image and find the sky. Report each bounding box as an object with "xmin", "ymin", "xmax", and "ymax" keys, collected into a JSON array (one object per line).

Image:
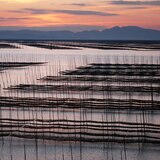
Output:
[{"xmin": 0, "ymin": 0, "xmax": 159, "ymax": 31}]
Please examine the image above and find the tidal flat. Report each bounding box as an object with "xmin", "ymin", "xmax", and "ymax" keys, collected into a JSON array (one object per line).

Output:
[{"xmin": 0, "ymin": 41, "xmax": 160, "ymax": 160}]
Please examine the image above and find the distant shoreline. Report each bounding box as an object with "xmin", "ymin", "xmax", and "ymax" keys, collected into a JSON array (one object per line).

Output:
[{"xmin": 1, "ymin": 40, "xmax": 160, "ymax": 42}]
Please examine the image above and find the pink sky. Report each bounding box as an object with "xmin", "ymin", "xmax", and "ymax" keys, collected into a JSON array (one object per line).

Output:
[{"xmin": 0, "ymin": 0, "xmax": 159, "ymax": 31}]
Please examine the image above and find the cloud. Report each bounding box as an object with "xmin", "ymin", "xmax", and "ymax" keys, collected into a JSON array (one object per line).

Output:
[
  {"xmin": 110, "ymin": 0, "xmax": 160, "ymax": 6},
  {"xmin": 127, "ymin": 6, "xmax": 148, "ymax": 9},
  {"xmin": 65, "ymin": 3, "xmax": 96, "ymax": 7},
  {"xmin": 54, "ymin": 9, "xmax": 118, "ymax": 16},
  {"xmin": 10, "ymin": 8, "xmax": 119, "ymax": 16},
  {"xmin": 66, "ymin": 3, "xmax": 89, "ymax": 7},
  {"xmin": 0, "ymin": 17, "xmax": 29, "ymax": 22}
]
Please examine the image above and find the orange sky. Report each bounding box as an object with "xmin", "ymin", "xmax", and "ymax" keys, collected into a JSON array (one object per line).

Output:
[{"xmin": 0, "ymin": 0, "xmax": 159, "ymax": 31}]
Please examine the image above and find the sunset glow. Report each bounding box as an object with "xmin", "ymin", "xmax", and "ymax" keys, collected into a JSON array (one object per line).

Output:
[{"xmin": 0, "ymin": 0, "xmax": 159, "ymax": 31}]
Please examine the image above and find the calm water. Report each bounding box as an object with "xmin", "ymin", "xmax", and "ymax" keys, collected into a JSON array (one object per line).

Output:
[{"xmin": 0, "ymin": 44, "xmax": 160, "ymax": 160}]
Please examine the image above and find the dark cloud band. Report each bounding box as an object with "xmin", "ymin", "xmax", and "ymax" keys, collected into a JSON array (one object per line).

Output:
[
  {"xmin": 9, "ymin": 8, "xmax": 119, "ymax": 16},
  {"xmin": 110, "ymin": 0, "xmax": 160, "ymax": 6}
]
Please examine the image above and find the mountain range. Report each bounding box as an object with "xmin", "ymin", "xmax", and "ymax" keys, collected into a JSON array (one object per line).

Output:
[{"xmin": 0, "ymin": 26, "xmax": 160, "ymax": 40}]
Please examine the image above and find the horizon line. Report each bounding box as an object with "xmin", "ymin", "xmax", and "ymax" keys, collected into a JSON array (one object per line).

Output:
[{"xmin": 0, "ymin": 25, "xmax": 159, "ymax": 32}]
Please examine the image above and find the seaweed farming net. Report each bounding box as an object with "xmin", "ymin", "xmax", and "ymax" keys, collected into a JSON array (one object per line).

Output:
[{"xmin": 0, "ymin": 42, "xmax": 160, "ymax": 160}]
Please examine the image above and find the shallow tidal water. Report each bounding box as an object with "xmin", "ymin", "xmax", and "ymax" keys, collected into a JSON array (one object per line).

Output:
[{"xmin": 0, "ymin": 43, "xmax": 160, "ymax": 160}]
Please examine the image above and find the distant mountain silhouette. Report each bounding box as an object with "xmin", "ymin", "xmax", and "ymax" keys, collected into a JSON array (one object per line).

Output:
[{"xmin": 0, "ymin": 26, "xmax": 160, "ymax": 40}]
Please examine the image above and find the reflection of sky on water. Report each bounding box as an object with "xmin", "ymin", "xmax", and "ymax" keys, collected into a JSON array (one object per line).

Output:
[{"xmin": 0, "ymin": 44, "xmax": 160, "ymax": 160}]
